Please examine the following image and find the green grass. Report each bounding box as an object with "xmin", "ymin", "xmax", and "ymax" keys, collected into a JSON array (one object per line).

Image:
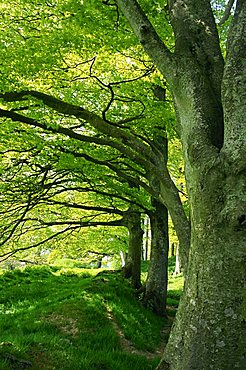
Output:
[{"xmin": 0, "ymin": 262, "xmax": 183, "ymax": 370}]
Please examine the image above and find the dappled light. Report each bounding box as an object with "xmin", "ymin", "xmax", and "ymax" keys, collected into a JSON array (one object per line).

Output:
[
  {"xmin": 0, "ymin": 0, "xmax": 245, "ymax": 369},
  {"xmin": 0, "ymin": 265, "xmax": 181, "ymax": 369}
]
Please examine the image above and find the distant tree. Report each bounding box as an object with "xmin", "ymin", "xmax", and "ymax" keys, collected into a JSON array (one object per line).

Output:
[
  {"xmin": 0, "ymin": 0, "xmax": 188, "ymax": 317},
  {"xmin": 0, "ymin": 0, "xmax": 190, "ymax": 268},
  {"xmin": 0, "ymin": 151, "xmax": 146, "ymax": 287}
]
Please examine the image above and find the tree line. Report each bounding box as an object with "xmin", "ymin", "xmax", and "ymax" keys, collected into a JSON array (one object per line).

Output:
[{"xmin": 0, "ymin": 1, "xmax": 245, "ymax": 369}]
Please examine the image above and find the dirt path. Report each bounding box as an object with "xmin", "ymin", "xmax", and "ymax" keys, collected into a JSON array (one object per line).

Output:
[{"xmin": 106, "ymin": 307, "xmax": 173, "ymax": 360}]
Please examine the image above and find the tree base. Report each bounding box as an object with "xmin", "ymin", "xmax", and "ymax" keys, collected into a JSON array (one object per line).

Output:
[{"xmin": 139, "ymin": 286, "xmax": 167, "ymax": 317}]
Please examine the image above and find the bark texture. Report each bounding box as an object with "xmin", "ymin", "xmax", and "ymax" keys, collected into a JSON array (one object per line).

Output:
[
  {"xmin": 142, "ymin": 135, "xmax": 169, "ymax": 316},
  {"xmin": 116, "ymin": 0, "xmax": 246, "ymax": 369},
  {"xmin": 142, "ymin": 199, "xmax": 169, "ymax": 317},
  {"xmin": 122, "ymin": 209, "xmax": 143, "ymax": 289},
  {"xmin": 162, "ymin": 2, "xmax": 246, "ymax": 367},
  {"xmin": 161, "ymin": 162, "xmax": 246, "ymax": 370}
]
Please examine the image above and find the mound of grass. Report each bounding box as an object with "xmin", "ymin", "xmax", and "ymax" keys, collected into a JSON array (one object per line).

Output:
[{"xmin": 0, "ymin": 266, "xmax": 170, "ymax": 369}]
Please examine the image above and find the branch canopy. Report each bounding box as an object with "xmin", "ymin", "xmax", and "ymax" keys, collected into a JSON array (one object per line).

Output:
[{"xmin": 115, "ymin": 0, "xmax": 175, "ymax": 81}]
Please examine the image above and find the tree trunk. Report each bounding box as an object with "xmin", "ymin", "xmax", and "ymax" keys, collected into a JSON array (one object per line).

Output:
[
  {"xmin": 141, "ymin": 131, "xmax": 169, "ymax": 316},
  {"xmin": 120, "ymin": 250, "xmax": 127, "ymax": 267},
  {"xmin": 96, "ymin": 257, "xmax": 102, "ymax": 268},
  {"xmin": 159, "ymin": 2, "xmax": 246, "ymax": 368},
  {"xmin": 172, "ymin": 244, "xmax": 180, "ymax": 276},
  {"xmin": 114, "ymin": 0, "xmax": 246, "ymax": 368},
  {"xmin": 159, "ymin": 175, "xmax": 246, "ymax": 370},
  {"xmin": 171, "ymin": 243, "xmax": 175, "ymax": 257},
  {"xmin": 142, "ymin": 199, "xmax": 169, "ymax": 317},
  {"xmin": 158, "ymin": 74, "xmax": 246, "ymax": 368},
  {"xmin": 122, "ymin": 209, "xmax": 143, "ymax": 289},
  {"xmin": 142, "ymin": 215, "xmax": 150, "ymax": 260}
]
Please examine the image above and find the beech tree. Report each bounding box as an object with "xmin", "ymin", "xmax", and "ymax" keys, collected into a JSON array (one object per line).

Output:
[
  {"xmin": 0, "ymin": 115, "xmax": 170, "ymax": 303},
  {"xmin": 0, "ymin": 143, "xmax": 145, "ymax": 283},
  {"xmin": 1, "ymin": 2, "xmax": 244, "ymax": 367},
  {"xmin": 0, "ymin": 109, "xmax": 171, "ymax": 309},
  {"xmin": 111, "ymin": 1, "xmax": 246, "ymax": 369},
  {"xmin": 0, "ymin": 2, "xmax": 185, "ymax": 315},
  {"xmin": 0, "ymin": 0, "xmax": 190, "ymax": 260}
]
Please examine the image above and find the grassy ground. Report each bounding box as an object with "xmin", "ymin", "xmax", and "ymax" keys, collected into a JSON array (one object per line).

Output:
[{"xmin": 0, "ymin": 261, "xmax": 183, "ymax": 370}]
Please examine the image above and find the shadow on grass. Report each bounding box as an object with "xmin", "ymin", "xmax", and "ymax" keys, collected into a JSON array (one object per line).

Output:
[{"xmin": 0, "ymin": 266, "xmax": 173, "ymax": 370}]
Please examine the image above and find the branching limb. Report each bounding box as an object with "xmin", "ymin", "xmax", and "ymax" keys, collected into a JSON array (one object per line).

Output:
[
  {"xmin": 115, "ymin": 0, "xmax": 174, "ymax": 80},
  {"xmin": 19, "ymin": 218, "xmax": 124, "ymax": 228},
  {"xmin": 43, "ymin": 200, "xmax": 125, "ymax": 215},
  {"xmin": 0, "ymin": 92, "xmax": 158, "ymax": 166},
  {"xmin": 0, "ymin": 195, "xmax": 33, "ymax": 247},
  {"xmin": 88, "ymin": 57, "xmax": 153, "ymax": 122},
  {"xmin": 39, "ymin": 183, "xmax": 148, "ymax": 211},
  {"xmin": 0, "ymin": 226, "xmax": 80, "ymax": 261},
  {"xmin": 0, "ymin": 216, "xmax": 124, "ymax": 262}
]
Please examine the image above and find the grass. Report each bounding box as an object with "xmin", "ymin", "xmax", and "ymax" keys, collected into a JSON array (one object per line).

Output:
[{"xmin": 0, "ymin": 261, "xmax": 183, "ymax": 370}]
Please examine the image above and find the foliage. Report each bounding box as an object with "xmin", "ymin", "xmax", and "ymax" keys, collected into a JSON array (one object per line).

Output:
[{"xmin": 0, "ymin": 0, "xmax": 188, "ymax": 263}]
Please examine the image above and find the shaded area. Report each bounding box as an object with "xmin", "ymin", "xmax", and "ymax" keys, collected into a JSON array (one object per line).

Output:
[{"xmin": 0, "ymin": 265, "xmax": 183, "ymax": 369}]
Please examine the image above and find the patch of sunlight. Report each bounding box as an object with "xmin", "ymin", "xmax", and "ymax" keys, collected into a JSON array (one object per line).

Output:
[
  {"xmin": 168, "ymin": 274, "xmax": 184, "ymax": 291},
  {"xmin": 1, "ymin": 301, "xmax": 37, "ymax": 315}
]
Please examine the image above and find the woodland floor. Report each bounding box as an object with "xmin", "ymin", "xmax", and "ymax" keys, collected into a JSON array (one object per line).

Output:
[{"xmin": 0, "ymin": 261, "xmax": 182, "ymax": 369}]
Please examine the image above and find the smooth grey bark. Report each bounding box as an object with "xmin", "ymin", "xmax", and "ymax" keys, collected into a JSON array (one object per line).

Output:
[
  {"xmin": 122, "ymin": 208, "xmax": 143, "ymax": 289},
  {"xmin": 159, "ymin": 199, "xmax": 246, "ymax": 370},
  {"xmin": 142, "ymin": 198, "xmax": 169, "ymax": 317},
  {"xmin": 141, "ymin": 134, "xmax": 169, "ymax": 316},
  {"xmin": 116, "ymin": 0, "xmax": 246, "ymax": 369},
  {"xmin": 154, "ymin": 157, "xmax": 191, "ymax": 271}
]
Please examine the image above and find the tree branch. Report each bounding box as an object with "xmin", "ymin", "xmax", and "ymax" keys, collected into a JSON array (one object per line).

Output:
[
  {"xmin": 115, "ymin": 0, "xmax": 174, "ymax": 80},
  {"xmin": 59, "ymin": 148, "xmax": 153, "ymax": 195},
  {"xmin": 218, "ymin": 0, "xmax": 235, "ymax": 26},
  {"xmin": 0, "ymin": 90, "xmax": 157, "ymax": 165},
  {"xmin": 0, "ymin": 226, "xmax": 80, "ymax": 261},
  {"xmin": 44, "ymin": 200, "xmax": 125, "ymax": 215},
  {"xmin": 21, "ymin": 218, "xmax": 124, "ymax": 228},
  {"xmin": 0, "ymin": 217, "xmax": 124, "ymax": 262}
]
